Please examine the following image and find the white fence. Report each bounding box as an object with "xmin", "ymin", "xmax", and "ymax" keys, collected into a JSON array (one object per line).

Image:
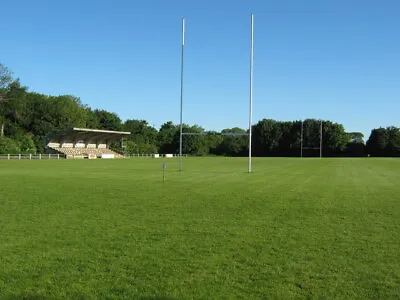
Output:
[
  {"xmin": 0, "ymin": 154, "xmax": 65, "ymax": 160},
  {"xmin": 0, "ymin": 153, "xmax": 187, "ymax": 160},
  {"xmin": 123, "ymin": 154, "xmax": 188, "ymax": 158}
]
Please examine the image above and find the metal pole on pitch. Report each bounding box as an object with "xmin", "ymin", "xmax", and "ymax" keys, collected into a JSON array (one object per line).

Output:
[
  {"xmin": 179, "ymin": 17, "xmax": 185, "ymax": 171},
  {"xmin": 320, "ymin": 120, "xmax": 323, "ymax": 158},
  {"xmin": 248, "ymin": 13, "xmax": 254, "ymax": 173}
]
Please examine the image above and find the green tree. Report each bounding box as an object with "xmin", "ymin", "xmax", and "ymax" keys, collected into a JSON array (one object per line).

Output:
[
  {"xmin": 173, "ymin": 124, "xmax": 208, "ymax": 155},
  {"xmin": 0, "ymin": 63, "xmax": 12, "ymax": 89},
  {"xmin": 123, "ymin": 119, "xmax": 158, "ymax": 154},
  {"xmin": 278, "ymin": 121, "xmax": 300, "ymax": 156},
  {"xmin": 348, "ymin": 132, "xmax": 364, "ymax": 144},
  {"xmin": 322, "ymin": 121, "xmax": 349, "ymax": 156},
  {"xmin": 0, "ymin": 136, "xmax": 20, "ymax": 153},
  {"xmin": 346, "ymin": 142, "xmax": 365, "ymax": 157},
  {"xmin": 217, "ymin": 127, "xmax": 248, "ymax": 156},
  {"xmin": 158, "ymin": 121, "xmax": 179, "ymax": 154},
  {"xmin": 85, "ymin": 108, "xmax": 100, "ymax": 129},
  {"xmin": 18, "ymin": 133, "xmax": 37, "ymax": 153},
  {"xmin": 345, "ymin": 132, "xmax": 365, "ymax": 157},
  {"xmin": 53, "ymin": 95, "xmax": 87, "ymax": 129},
  {"xmin": 94, "ymin": 109, "xmax": 122, "ymax": 131},
  {"xmin": 3, "ymin": 81, "xmax": 28, "ymax": 127},
  {"xmin": 386, "ymin": 126, "xmax": 400, "ymax": 157},
  {"xmin": 24, "ymin": 93, "xmax": 58, "ymax": 136},
  {"xmin": 206, "ymin": 131, "xmax": 224, "ymax": 155},
  {"xmin": 366, "ymin": 128, "xmax": 389, "ymax": 156},
  {"xmin": 0, "ymin": 63, "xmax": 387, "ymax": 158},
  {"xmin": 0, "ymin": 63, "xmax": 14, "ymax": 137},
  {"xmin": 302, "ymin": 119, "xmax": 321, "ymax": 154},
  {"xmin": 253, "ymin": 119, "xmax": 282, "ymax": 156}
]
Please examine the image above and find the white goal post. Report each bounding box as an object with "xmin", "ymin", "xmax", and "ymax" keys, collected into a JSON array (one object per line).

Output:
[
  {"xmin": 300, "ymin": 119, "xmax": 323, "ymax": 158},
  {"xmin": 178, "ymin": 14, "xmax": 255, "ymax": 172}
]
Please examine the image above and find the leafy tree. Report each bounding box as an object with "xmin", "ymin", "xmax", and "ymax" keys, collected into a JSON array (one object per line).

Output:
[
  {"xmin": 207, "ymin": 131, "xmax": 224, "ymax": 155},
  {"xmin": 0, "ymin": 63, "xmax": 14, "ymax": 137},
  {"xmin": 173, "ymin": 124, "xmax": 207, "ymax": 155},
  {"xmin": 121, "ymin": 139, "xmax": 158, "ymax": 154},
  {"xmin": 85, "ymin": 108, "xmax": 100, "ymax": 129},
  {"xmin": 2, "ymin": 63, "xmax": 398, "ymax": 158},
  {"xmin": 253, "ymin": 119, "xmax": 282, "ymax": 156},
  {"xmin": 345, "ymin": 132, "xmax": 365, "ymax": 157},
  {"xmin": 124, "ymin": 119, "xmax": 157, "ymax": 144},
  {"xmin": 366, "ymin": 127, "xmax": 400, "ymax": 157},
  {"xmin": 366, "ymin": 128, "xmax": 389, "ymax": 156},
  {"xmin": 0, "ymin": 63, "xmax": 13, "ymax": 89},
  {"xmin": 322, "ymin": 122, "xmax": 349, "ymax": 156},
  {"xmin": 278, "ymin": 121, "xmax": 300, "ymax": 156},
  {"xmin": 302, "ymin": 119, "xmax": 322, "ymax": 153},
  {"xmin": 0, "ymin": 136, "xmax": 20, "ymax": 153},
  {"xmin": 3, "ymin": 81, "xmax": 28, "ymax": 127},
  {"xmin": 24, "ymin": 93, "xmax": 58, "ymax": 137},
  {"xmin": 122, "ymin": 119, "xmax": 158, "ymax": 154},
  {"xmin": 94, "ymin": 109, "xmax": 122, "ymax": 131},
  {"xmin": 348, "ymin": 132, "xmax": 364, "ymax": 144},
  {"xmin": 158, "ymin": 121, "xmax": 178, "ymax": 154},
  {"xmin": 346, "ymin": 142, "xmax": 365, "ymax": 157},
  {"xmin": 18, "ymin": 133, "xmax": 37, "ymax": 153},
  {"xmin": 217, "ymin": 127, "xmax": 248, "ymax": 156},
  {"xmin": 53, "ymin": 95, "xmax": 87, "ymax": 129},
  {"xmin": 386, "ymin": 126, "xmax": 400, "ymax": 157}
]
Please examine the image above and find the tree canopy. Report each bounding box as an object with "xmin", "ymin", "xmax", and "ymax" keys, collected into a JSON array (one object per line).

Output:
[{"xmin": 0, "ymin": 63, "xmax": 398, "ymax": 157}]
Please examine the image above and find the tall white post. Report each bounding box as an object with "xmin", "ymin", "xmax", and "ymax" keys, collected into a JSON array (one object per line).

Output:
[
  {"xmin": 248, "ymin": 13, "xmax": 254, "ymax": 173},
  {"xmin": 179, "ymin": 17, "xmax": 185, "ymax": 171}
]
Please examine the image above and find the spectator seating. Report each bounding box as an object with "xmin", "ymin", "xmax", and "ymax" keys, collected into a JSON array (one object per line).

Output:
[{"xmin": 45, "ymin": 128, "xmax": 130, "ymax": 159}]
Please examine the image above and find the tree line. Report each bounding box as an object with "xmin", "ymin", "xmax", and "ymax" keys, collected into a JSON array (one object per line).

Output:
[{"xmin": 1, "ymin": 63, "xmax": 399, "ymax": 157}]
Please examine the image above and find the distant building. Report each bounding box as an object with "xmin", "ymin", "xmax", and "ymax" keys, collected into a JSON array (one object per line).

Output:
[{"xmin": 45, "ymin": 128, "xmax": 130, "ymax": 159}]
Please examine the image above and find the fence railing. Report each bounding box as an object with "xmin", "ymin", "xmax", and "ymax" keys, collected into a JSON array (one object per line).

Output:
[
  {"xmin": 123, "ymin": 154, "xmax": 188, "ymax": 158},
  {"xmin": 0, "ymin": 154, "xmax": 65, "ymax": 160},
  {"xmin": 0, "ymin": 153, "xmax": 187, "ymax": 160}
]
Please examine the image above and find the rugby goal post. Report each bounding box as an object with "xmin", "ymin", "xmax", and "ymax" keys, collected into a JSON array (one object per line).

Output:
[
  {"xmin": 300, "ymin": 120, "xmax": 323, "ymax": 158},
  {"xmin": 178, "ymin": 14, "xmax": 255, "ymax": 172}
]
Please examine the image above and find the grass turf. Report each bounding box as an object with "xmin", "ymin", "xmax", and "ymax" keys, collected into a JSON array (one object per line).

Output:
[{"xmin": 0, "ymin": 157, "xmax": 399, "ymax": 299}]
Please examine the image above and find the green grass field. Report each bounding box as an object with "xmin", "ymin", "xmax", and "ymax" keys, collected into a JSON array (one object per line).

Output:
[{"xmin": 0, "ymin": 157, "xmax": 399, "ymax": 299}]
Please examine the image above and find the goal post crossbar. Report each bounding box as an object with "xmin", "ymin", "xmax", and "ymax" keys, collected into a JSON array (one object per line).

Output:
[
  {"xmin": 178, "ymin": 14, "xmax": 254, "ymax": 172},
  {"xmin": 300, "ymin": 119, "xmax": 323, "ymax": 158}
]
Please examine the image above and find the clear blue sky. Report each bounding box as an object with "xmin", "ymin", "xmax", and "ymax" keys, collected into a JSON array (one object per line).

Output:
[{"xmin": 2, "ymin": 0, "xmax": 399, "ymax": 139}]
